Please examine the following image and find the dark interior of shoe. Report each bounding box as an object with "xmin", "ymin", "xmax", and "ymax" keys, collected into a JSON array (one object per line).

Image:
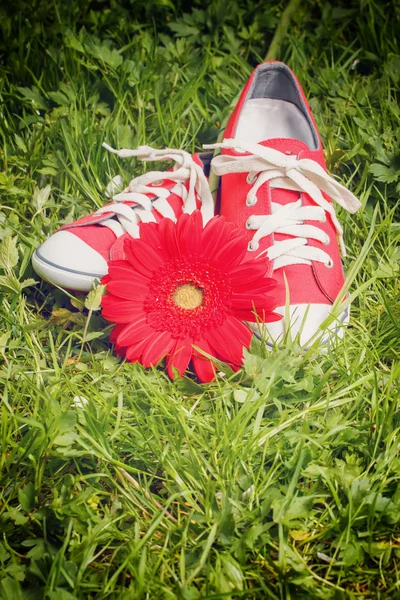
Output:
[
  {"xmin": 198, "ymin": 152, "xmax": 212, "ymax": 177},
  {"xmin": 235, "ymin": 64, "xmax": 319, "ymax": 149}
]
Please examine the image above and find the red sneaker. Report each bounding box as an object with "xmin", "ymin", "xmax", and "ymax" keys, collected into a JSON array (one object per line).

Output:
[
  {"xmin": 206, "ymin": 61, "xmax": 362, "ymax": 346},
  {"xmin": 32, "ymin": 145, "xmax": 214, "ymax": 291}
]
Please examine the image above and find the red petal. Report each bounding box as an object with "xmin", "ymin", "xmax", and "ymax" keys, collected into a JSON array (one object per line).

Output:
[
  {"xmin": 124, "ymin": 238, "xmax": 164, "ymax": 278},
  {"xmin": 125, "ymin": 337, "xmax": 149, "ymax": 362},
  {"xmin": 109, "ymin": 323, "xmax": 125, "ymax": 344},
  {"xmin": 232, "ymin": 273, "xmax": 277, "ymax": 293},
  {"xmin": 222, "ymin": 316, "xmax": 253, "ymax": 348},
  {"xmin": 141, "ymin": 330, "xmax": 174, "ymax": 367},
  {"xmin": 138, "ymin": 221, "xmax": 162, "ymax": 249},
  {"xmin": 230, "ymin": 307, "xmax": 257, "ymax": 321},
  {"xmin": 257, "ymin": 310, "xmax": 282, "ymax": 322},
  {"xmin": 107, "ymin": 260, "xmax": 144, "ymax": 281},
  {"xmin": 192, "ymin": 357, "xmax": 216, "ymax": 383},
  {"xmin": 200, "ymin": 216, "xmax": 230, "ymax": 258},
  {"xmin": 106, "ymin": 278, "xmax": 150, "ymax": 301},
  {"xmin": 158, "ymin": 218, "xmax": 180, "ymax": 258},
  {"xmin": 116, "ymin": 316, "xmax": 153, "ymax": 346},
  {"xmin": 231, "ymin": 293, "xmax": 277, "ymax": 309},
  {"xmin": 176, "ymin": 213, "xmax": 192, "ymax": 256},
  {"xmin": 181, "ymin": 210, "xmax": 202, "ymax": 256},
  {"xmin": 228, "ymin": 226, "xmax": 245, "ymax": 242},
  {"xmin": 192, "ymin": 339, "xmax": 216, "ymax": 383},
  {"xmin": 167, "ymin": 337, "xmax": 193, "ymax": 379},
  {"xmin": 231, "ymin": 307, "xmax": 282, "ymax": 323},
  {"xmin": 232, "ymin": 284, "xmax": 277, "ymax": 299},
  {"xmin": 102, "ymin": 297, "xmax": 144, "ymax": 323},
  {"xmin": 114, "ymin": 344, "xmax": 127, "ymax": 358},
  {"xmin": 102, "ymin": 293, "xmax": 143, "ymax": 309},
  {"xmin": 229, "ymin": 261, "xmax": 269, "ymax": 284},
  {"xmin": 189, "ymin": 211, "xmax": 203, "ymax": 253},
  {"xmin": 102, "ymin": 307, "xmax": 144, "ymax": 324},
  {"xmin": 102, "ymin": 293, "xmax": 128, "ymax": 307},
  {"xmin": 205, "ymin": 326, "xmax": 245, "ymax": 365},
  {"xmin": 213, "ymin": 235, "xmax": 247, "ymax": 269}
]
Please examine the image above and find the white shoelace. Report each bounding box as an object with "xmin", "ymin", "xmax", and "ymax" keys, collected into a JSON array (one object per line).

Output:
[
  {"xmin": 205, "ymin": 139, "xmax": 362, "ymax": 271},
  {"xmin": 95, "ymin": 143, "xmax": 214, "ymax": 238}
]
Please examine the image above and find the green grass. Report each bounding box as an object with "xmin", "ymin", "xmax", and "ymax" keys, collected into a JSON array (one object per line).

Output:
[{"xmin": 0, "ymin": 0, "xmax": 400, "ymax": 598}]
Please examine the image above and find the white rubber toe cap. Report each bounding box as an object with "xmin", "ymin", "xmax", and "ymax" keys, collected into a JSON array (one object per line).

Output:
[
  {"xmin": 32, "ymin": 230, "xmax": 108, "ymax": 292},
  {"xmin": 250, "ymin": 303, "xmax": 350, "ymax": 347}
]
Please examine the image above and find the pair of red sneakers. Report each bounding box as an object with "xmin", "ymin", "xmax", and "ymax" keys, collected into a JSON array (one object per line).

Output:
[{"xmin": 33, "ymin": 62, "xmax": 361, "ymax": 346}]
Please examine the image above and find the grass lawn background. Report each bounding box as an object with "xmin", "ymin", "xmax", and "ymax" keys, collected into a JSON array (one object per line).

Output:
[{"xmin": 0, "ymin": 0, "xmax": 399, "ymax": 597}]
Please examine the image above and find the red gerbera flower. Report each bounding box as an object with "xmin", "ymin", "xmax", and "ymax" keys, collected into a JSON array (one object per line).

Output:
[{"xmin": 101, "ymin": 211, "xmax": 280, "ymax": 382}]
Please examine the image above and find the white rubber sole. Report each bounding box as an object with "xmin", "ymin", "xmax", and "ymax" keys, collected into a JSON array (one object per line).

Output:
[
  {"xmin": 251, "ymin": 303, "xmax": 350, "ymax": 349},
  {"xmin": 32, "ymin": 251, "xmax": 99, "ymax": 292},
  {"xmin": 33, "ymin": 249, "xmax": 351, "ymax": 349}
]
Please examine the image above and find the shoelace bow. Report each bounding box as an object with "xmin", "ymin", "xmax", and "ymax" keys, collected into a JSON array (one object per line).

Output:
[
  {"xmin": 95, "ymin": 143, "xmax": 214, "ymax": 238},
  {"xmin": 205, "ymin": 139, "xmax": 362, "ymax": 271}
]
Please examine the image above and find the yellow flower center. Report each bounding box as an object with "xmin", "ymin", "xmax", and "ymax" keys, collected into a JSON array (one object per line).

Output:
[{"xmin": 172, "ymin": 283, "xmax": 204, "ymax": 310}]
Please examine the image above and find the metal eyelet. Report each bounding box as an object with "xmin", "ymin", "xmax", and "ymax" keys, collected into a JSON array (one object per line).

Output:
[
  {"xmin": 323, "ymin": 235, "xmax": 330, "ymax": 246},
  {"xmin": 245, "ymin": 219, "xmax": 252, "ymax": 230},
  {"xmin": 246, "ymin": 196, "xmax": 257, "ymax": 207},
  {"xmin": 246, "ymin": 173, "xmax": 258, "ymax": 185},
  {"xmin": 325, "ymin": 258, "xmax": 334, "ymax": 268},
  {"xmin": 248, "ymin": 240, "xmax": 259, "ymax": 252}
]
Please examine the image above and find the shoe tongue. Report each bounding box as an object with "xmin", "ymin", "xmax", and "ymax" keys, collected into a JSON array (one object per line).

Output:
[
  {"xmin": 256, "ymin": 139, "xmax": 311, "ymax": 207},
  {"xmin": 258, "ymin": 137, "xmax": 313, "ymax": 156},
  {"xmin": 258, "ymin": 138, "xmax": 326, "ymax": 171}
]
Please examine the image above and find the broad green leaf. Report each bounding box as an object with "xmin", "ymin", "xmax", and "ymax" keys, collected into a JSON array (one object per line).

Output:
[
  {"xmin": 283, "ymin": 496, "xmax": 313, "ymax": 524},
  {"xmin": 0, "ymin": 576, "xmax": 24, "ymax": 599},
  {"xmin": 0, "ymin": 541, "xmax": 10, "ymax": 562},
  {"xmin": 341, "ymin": 540, "xmax": 364, "ymax": 566},
  {"xmin": 51, "ymin": 308, "xmax": 85, "ymax": 325},
  {"xmin": 0, "ymin": 275, "xmax": 36, "ymax": 294},
  {"xmin": 3, "ymin": 509, "xmax": 29, "ymax": 526},
  {"xmin": 0, "ymin": 275, "xmax": 22, "ymax": 293},
  {"xmin": 63, "ymin": 29, "xmax": 85, "ymax": 53},
  {"xmin": 20, "ymin": 278, "xmax": 38, "ymax": 290},
  {"xmin": 369, "ymin": 162, "xmax": 400, "ymax": 183},
  {"xmin": 38, "ymin": 166, "xmax": 58, "ymax": 176},
  {"xmin": 0, "ymin": 237, "xmax": 18, "ymax": 271},
  {"xmin": 290, "ymin": 529, "xmax": 311, "ymax": 541},
  {"xmin": 233, "ymin": 389, "xmax": 247, "ymax": 403},
  {"xmin": 14, "ymin": 134, "xmax": 27, "ymax": 153},
  {"xmin": 48, "ymin": 588, "xmax": 79, "ymax": 600},
  {"xmin": 0, "ymin": 331, "xmax": 9, "ymax": 350},
  {"xmin": 85, "ymin": 284, "xmax": 106, "ymax": 311},
  {"xmin": 85, "ymin": 42, "xmax": 123, "ymax": 69},
  {"xmin": 220, "ymin": 554, "xmax": 244, "ymax": 590},
  {"xmin": 33, "ymin": 185, "xmax": 52, "ymax": 212},
  {"xmin": 24, "ymin": 539, "xmax": 46, "ymax": 560},
  {"xmin": 169, "ymin": 22, "xmax": 200, "ymax": 37},
  {"xmin": 48, "ymin": 90, "xmax": 71, "ymax": 106},
  {"xmin": 18, "ymin": 482, "xmax": 35, "ymax": 513},
  {"xmin": 16, "ymin": 86, "xmax": 47, "ymax": 109},
  {"xmin": 53, "ymin": 432, "xmax": 78, "ymax": 446},
  {"xmin": 83, "ymin": 331, "xmax": 104, "ymax": 342}
]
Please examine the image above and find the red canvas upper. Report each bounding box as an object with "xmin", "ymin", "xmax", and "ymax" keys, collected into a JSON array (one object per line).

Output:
[
  {"xmin": 217, "ymin": 61, "xmax": 349, "ymax": 307},
  {"xmin": 58, "ymin": 153, "xmax": 208, "ymax": 263}
]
